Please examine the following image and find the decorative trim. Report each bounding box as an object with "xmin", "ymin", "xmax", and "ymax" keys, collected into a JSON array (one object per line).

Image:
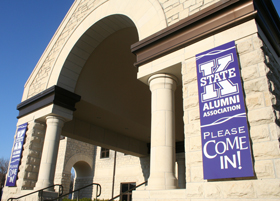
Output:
[
  {"xmin": 131, "ymin": 0, "xmax": 280, "ymax": 67},
  {"xmin": 17, "ymin": 86, "xmax": 81, "ymax": 119}
]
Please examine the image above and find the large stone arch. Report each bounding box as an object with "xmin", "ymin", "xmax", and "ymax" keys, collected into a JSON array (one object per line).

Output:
[
  {"xmin": 23, "ymin": 0, "xmax": 166, "ymax": 100},
  {"xmin": 64, "ymin": 154, "xmax": 94, "ymax": 174},
  {"xmin": 62, "ymin": 154, "xmax": 95, "ymax": 199}
]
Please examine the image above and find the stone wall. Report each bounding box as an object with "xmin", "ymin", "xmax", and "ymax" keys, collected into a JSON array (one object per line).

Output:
[
  {"xmin": 17, "ymin": 122, "xmax": 45, "ymax": 190},
  {"xmin": 2, "ymin": 122, "xmax": 46, "ymax": 201},
  {"xmin": 53, "ymin": 138, "xmax": 150, "ymax": 200},
  {"xmin": 159, "ymin": 0, "xmax": 220, "ymax": 25},
  {"xmin": 54, "ymin": 137, "xmax": 96, "ymax": 196},
  {"xmin": 181, "ymin": 21, "xmax": 280, "ymax": 199},
  {"xmin": 26, "ymin": 0, "xmax": 223, "ymax": 99}
]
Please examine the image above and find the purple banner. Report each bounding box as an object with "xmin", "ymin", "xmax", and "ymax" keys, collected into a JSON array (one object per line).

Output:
[
  {"xmin": 6, "ymin": 123, "xmax": 28, "ymax": 186},
  {"xmin": 196, "ymin": 41, "xmax": 254, "ymax": 179}
]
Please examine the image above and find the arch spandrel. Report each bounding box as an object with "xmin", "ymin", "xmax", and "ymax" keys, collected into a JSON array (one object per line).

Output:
[{"xmin": 24, "ymin": 0, "xmax": 166, "ymax": 100}]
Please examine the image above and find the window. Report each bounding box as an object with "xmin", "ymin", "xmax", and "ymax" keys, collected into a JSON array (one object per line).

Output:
[
  {"xmin": 100, "ymin": 147, "xmax": 110, "ymax": 158},
  {"xmin": 120, "ymin": 182, "xmax": 136, "ymax": 201}
]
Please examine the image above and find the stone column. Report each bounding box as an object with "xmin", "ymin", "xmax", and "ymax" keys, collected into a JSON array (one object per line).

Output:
[
  {"xmin": 35, "ymin": 116, "xmax": 65, "ymax": 190},
  {"xmin": 148, "ymin": 74, "xmax": 178, "ymax": 190}
]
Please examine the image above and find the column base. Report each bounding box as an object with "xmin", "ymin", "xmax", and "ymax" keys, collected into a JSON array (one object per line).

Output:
[
  {"xmin": 147, "ymin": 174, "xmax": 178, "ymax": 190},
  {"xmin": 34, "ymin": 180, "xmax": 54, "ymax": 191}
]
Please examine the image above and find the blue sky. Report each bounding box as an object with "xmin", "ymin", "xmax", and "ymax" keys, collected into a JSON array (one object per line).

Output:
[{"xmin": 0, "ymin": 1, "xmax": 279, "ymax": 160}]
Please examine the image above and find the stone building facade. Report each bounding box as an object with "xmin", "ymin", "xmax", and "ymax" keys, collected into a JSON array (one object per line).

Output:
[{"xmin": 2, "ymin": 0, "xmax": 280, "ymax": 200}]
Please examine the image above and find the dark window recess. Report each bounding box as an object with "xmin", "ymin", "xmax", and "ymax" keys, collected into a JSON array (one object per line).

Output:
[
  {"xmin": 100, "ymin": 147, "xmax": 110, "ymax": 158},
  {"xmin": 120, "ymin": 182, "xmax": 136, "ymax": 201}
]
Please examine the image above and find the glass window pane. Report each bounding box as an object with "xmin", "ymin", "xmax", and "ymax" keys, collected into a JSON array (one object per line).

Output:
[
  {"xmin": 129, "ymin": 183, "xmax": 136, "ymax": 192},
  {"xmin": 122, "ymin": 183, "xmax": 129, "ymax": 193},
  {"xmin": 122, "ymin": 194, "xmax": 128, "ymax": 201}
]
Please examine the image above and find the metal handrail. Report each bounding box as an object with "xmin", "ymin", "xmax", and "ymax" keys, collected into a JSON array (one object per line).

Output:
[
  {"xmin": 8, "ymin": 184, "xmax": 63, "ymax": 201},
  {"xmin": 47, "ymin": 182, "xmax": 101, "ymax": 201},
  {"xmin": 109, "ymin": 181, "xmax": 147, "ymax": 201}
]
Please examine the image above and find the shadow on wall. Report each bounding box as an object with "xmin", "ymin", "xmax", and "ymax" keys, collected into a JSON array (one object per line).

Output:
[
  {"xmin": 140, "ymin": 156, "xmax": 150, "ymax": 184},
  {"xmin": 264, "ymin": 44, "xmax": 280, "ymax": 138}
]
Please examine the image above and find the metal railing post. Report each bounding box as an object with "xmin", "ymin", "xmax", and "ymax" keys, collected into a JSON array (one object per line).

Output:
[
  {"xmin": 95, "ymin": 185, "xmax": 98, "ymax": 201},
  {"xmin": 44, "ymin": 183, "xmax": 101, "ymax": 201}
]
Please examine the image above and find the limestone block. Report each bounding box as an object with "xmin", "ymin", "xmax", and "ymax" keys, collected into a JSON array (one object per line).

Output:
[
  {"xmin": 258, "ymin": 63, "xmax": 267, "ymax": 77},
  {"xmin": 269, "ymin": 123, "xmax": 280, "ymax": 140},
  {"xmin": 248, "ymin": 107, "xmax": 274, "ymax": 126},
  {"xmin": 22, "ymin": 180, "xmax": 31, "ymax": 188},
  {"xmin": 189, "ymin": 109, "xmax": 200, "ymax": 122},
  {"xmin": 255, "ymin": 160, "xmax": 275, "ymax": 178},
  {"xmin": 187, "ymin": 81, "xmax": 198, "ymax": 97},
  {"xmin": 236, "ymin": 38, "xmax": 254, "ymax": 55},
  {"xmin": 29, "ymin": 150, "xmax": 39, "ymax": 158},
  {"xmin": 243, "ymin": 77, "xmax": 268, "ymax": 94},
  {"xmin": 189, "ymin": 136, "xmax": 201, "ymax": 151},
  {"xmin": 166, "ymin": 4, "xmax": 184, "ymax": 18},
  {"xmin": 25, "ymin": 164, "xmax": 33, "ymax": 172},
  {"xmin": 221, "ymin": 181, "xmax": 255, "ymax": 198},
  {"xmin": 33, "ymin": 165, "xmax": 40, "ymax": 173},
  {"xmin": 31, "ymin": 142, "xmax": 43, "ymax": 151},
  {"xmin": 26, "ymin": 172, "xmax": 37, "ymax": 180},
  {"xmin": 28, "ymin": 157, "xmax": 40, "ymax": 165},
  {"xmin": 189, "ymin": 0, "xmax": 203, "ymax": 11},
  {"xmin": 252, "ymin": 36, "xmax": 264, "ymax": 49},
  {"xmin": 180, "ymin": 7, "xmax": 189, "ymax": 19},
  {"xmin": 185, "ymin": 137, "xmax": 190, "ymax": 152},
  {"xmin": 184, "ymin": 96, "xmax": 199, "ymax": 110},
  {"xmin": 186, "ymin": 151, "xmax": 202, "ymax": 166},
  {"xmin": 204, "ymin": 182, "xmax": 222, "ymax": 198},
  {"xmin": 264, "ymin": 91, "xmax": 273, "ymax": 107},
  {"xmin": 183, "ymin": 69, "xmax": 197, "ymax": 84},
  {"xmin": 185, "ymin": 57, "xmax": 197, "ymax": 70},
  {"xmin": 30, "ymin": 180, "xmax": 36, "ymax": 188},
  {"xmin": 245, "ymin": 92, "xmax": 264, "ymax": 110},
  {"xmin": 162, "ymin": 0, "xmax": 180, "ymax": 9},
  {"xmin": 275, "ymin": 159, "xmax": 280, "ymax": 178},
  {"xmin": 30, "ymin": 136, "xmax": 41, "ymax": 144},
  {"xmin": 249, "ymin": 124, "xmax": 270, "ymax": 142},
  {"xmin": 190, "ymin": 166, "xmax": 203, "ymax": 182},
  {"xmin": 254, "ymin": 180, "xmax": 280, "ymax": 198},
  {"xmin": 241, "ymin": 65, "xmax": 259, "ymax": 81},
  {"xmin": 184, "ymin": 122, "xmax": 200, "ymax": 136},
  {"xmin": 185, "ymin": 165, "xmax": 191, "ymax": 182},
  {"xmin": 239, "ymin": 49, "xmax": 265, "ymax": 68},
  {"xmin": 183, "ymin": 85, "xmax": 188, "ymax": 98},
  {"xmin": 253, "ymin": 141, "xmax": 280, "ymax": 160},
  {"xmin": 183, "ymin": 0, "xmax": 195, "ymax": 8},
  {"xmin": 186, "ymin": 183, "xmax": 204, "ymax": 198}
]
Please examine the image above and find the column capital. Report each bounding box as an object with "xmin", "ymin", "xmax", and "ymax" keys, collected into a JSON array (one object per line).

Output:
[
  {"xmin": 148, "ymin": 74, "xmax": 178, "ymax": 91},
  {"xmin": 148, "ymin": 74, "xmax": 178, "ymax": 84},
  {"xmin": 45, "ymin": 115, "xmax": 65, "ymax": 126}
]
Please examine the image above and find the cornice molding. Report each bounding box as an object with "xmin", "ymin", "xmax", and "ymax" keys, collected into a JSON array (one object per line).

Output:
[
  {"xmin": 17, "ymin": 86, "xmax": 81, "ymax": 119},
  {"xmin": 131, "ymin": 0, "xmax": 280, "ymax": 67}
]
